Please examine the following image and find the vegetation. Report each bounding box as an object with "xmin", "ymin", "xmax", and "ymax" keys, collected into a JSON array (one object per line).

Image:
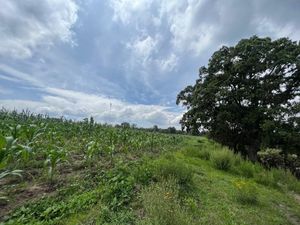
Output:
[
  {"xmin": 177, "ymin": 36, "xmax": 300, "ymax": 161},
  {"xmin": 0, "ymin": 110, "xmax": 299, "ymax": 224}
]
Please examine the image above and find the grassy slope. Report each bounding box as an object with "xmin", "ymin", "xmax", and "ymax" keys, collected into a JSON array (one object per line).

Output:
[
  {"xmin": 2, "ymin": 136, "xmax": 300, "ymax": 225},
  {"xmin": 176, "ymin": 139, "xmax": 300, "ymax": 225},
  {"xmin": 52, "ymin": 137, "xmax": 300, "ymax": 225}
]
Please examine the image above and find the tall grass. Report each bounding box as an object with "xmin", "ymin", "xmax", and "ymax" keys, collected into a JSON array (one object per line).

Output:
[
  {"xmin": 211, "ymin": 149, "xmax": 233, "ymax": 171},
  {"xmin": 191, "ymin": 140, "xmax": 300, "ymax": 194},
  {"xmin": 140, "ymin": 179, "xmax": 195, "ymax": 225},
  {"xmin": 152, "ymin": 157, "xmax": 194, "ymax": 193},
  {"xmin": 234, "ymin": 179, "xmax": 259, "ymax": 205}
]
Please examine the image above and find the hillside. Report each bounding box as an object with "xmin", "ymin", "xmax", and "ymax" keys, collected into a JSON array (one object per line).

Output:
[{"xmin": 0, "ymin": 112, "xmax": 300, "ymax": 224}]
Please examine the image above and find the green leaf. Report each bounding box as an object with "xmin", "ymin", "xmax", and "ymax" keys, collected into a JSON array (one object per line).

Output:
[{"xmin": 0, "ymin": 135, "xmax": 6, "ymax": 149}]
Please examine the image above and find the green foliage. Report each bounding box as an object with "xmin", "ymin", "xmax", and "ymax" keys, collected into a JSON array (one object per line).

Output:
[
  {"xmin": 131, "ymin": 159, "xmax": 154, "ymax": 185},
  {"xmin": 177, "ymin": 36, "xmax": 300, "ymax": 159},
  {"xmin": 6, "ymin": 189, "xmax": 101, "ymax": 224},
  {"xmin": 1, "ymin": 110, "xmax": 300, "ymax": 225},
  {"xmin": 211, "ymin": 149, "xmax": 233, "ymax": 171},
  {"xmin": 101, "ymin": 164, "xmax": 135, "ymax": 210},
  {"xmin": 85, "ymin": 140, "xmax": 101, "ymax": 167},
  {"xmin": 44, "ymin": 147, "xmax": 67, "ymax": 181},
  {"xmin": 96, "ymin": 207, "xmax": 135, "ymax": 225},
  {"xmin": 258, "ymin": 148, "xmax": 300, "ymax": 178}
]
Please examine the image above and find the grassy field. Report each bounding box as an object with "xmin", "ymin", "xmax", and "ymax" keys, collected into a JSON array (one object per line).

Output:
[{"xmin": 0, "ymin": 111, "xmax": 300, "ymax": 224}]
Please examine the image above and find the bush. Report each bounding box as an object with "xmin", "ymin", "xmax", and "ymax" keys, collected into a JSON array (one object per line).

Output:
[
  {"xmin": 140, "ymin": 179, "xmax": 195, "ymax": 225},
  {"xmin": 234, "ymin": 179, "xmax": 259, "ymax": 205},
  {"xmin": 233, "ymin": 161, "xmax": 256, "ymax": 178},
  {"xmin": 153, "ymin": 158, "xmax": 194, "ymax": 192},
  {"xmin": 198, "ymin": 149, "xmax": 211, "ymax": 160},
  {"xmin": 258, "ymin": 148, "xmax": 284, "ymax": 169},
  {"xmin": 211, "ymin": 149, "xmax": 233, "ymax": 171},
  {"xmin": 184, "ymin": 147, "xmax": 211, "ymax": 160},
  {"xmin": 258, "ymin": 148, "xmax": 300, "ymax": 178}
]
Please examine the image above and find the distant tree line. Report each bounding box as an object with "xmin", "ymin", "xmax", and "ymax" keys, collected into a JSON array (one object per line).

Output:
[{"xmin": 114, "ymin": 122, "xmax": 185, "ymax": 135}]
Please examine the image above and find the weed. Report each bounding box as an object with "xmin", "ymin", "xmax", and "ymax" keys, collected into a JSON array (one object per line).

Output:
[
  {"xmin": 184, "ymin": 147, "xmax": 211, "ymax": 160},
  {"xmin": 234, "ymin": 179, "xmax": 259, "ymax": 205},
  {"xmin": 101, "ymin": 164, "xmax": 135, "ymax": 210},
  {"xmin": 152, "ymin": 158, "xmax": 194, "ymax": 193},
  {"xmin": 211, "ymin": 149, "xmax": 233, "ymax": 171},
  {"xmin": 254, "ymin": 171, "xmax": 276, "ymax": 187},
  {"xmin": 140, "ymin": 178, "xmax": 195, "ymax": 225}
]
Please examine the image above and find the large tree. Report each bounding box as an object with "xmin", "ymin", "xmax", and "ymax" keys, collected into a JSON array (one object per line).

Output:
[{"xmin": 177, "ymin": 36, "xmax": 300, "ymax": 160}]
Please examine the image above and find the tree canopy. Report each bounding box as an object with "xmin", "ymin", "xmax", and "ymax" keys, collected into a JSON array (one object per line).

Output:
[{"xmin": 177, "ymin": 36, "xmax": 300, "ymax": 160}]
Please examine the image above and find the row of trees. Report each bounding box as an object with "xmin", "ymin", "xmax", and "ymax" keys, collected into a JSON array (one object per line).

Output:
[
  {"xmin": 84, "ymin": 118, "xmax": 182, "ymax": 134},
  {"xmin": 177, "ymin": 36, "xmax": 300, "ymax": 161}
]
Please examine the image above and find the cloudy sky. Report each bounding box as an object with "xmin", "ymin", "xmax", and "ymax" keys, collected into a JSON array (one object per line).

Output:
[{"xmin": 0, "ymin": 0, "xmax": 299, "ymax": 128}]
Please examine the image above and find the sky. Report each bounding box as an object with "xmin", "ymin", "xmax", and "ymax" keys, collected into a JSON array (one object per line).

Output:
[{"xmin": 0, "ymin": 0, "xmax": 299, "ymax": 128}]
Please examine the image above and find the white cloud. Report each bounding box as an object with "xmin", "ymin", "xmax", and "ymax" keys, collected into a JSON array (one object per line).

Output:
[
  {"xmin": 127, "ymin": 35, "xmax": 158, "ymax": 66},
  {"xmin": 110, "ymin": 0, "xmax": 153, "ymax": 24},
  {"xmin": 254, "ymin": 18, "xmax": 300, "ymax": 41},
  {"xmin": 0, "ymin": 87, "xmax": 182, "ymax": 128},
  {"xmin": 0, "ymin": 65, "xmax": 182, "ymax": 128},
  {"xmin": 159, "ymin": 53, "xmax": 178, "ymax": 72},
  {"xmin": 0, "ymin": 64, "xmax": 43, "ymax": 86},
  {"xmin": 0, "ymin": 0, "xmax": 78, "ymax": 58},
  {"xmin": 110, "ymin": 0, "xmax": 300, "ymax": 58}
]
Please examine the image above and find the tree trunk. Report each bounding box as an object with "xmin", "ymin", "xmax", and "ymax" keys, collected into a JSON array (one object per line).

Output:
[{"xmin": 245, "ymin": 140, "xmax": 260, "ymax": 162}]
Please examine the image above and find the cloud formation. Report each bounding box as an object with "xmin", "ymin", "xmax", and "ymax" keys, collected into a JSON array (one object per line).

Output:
[
  {"xmin": 0, "ymin": 87, "xmax": 182, "ymax": 128},
  {"xmin": 0, "ymin": 0, "xmax": 299, "ymax": 128},
  {"xmin": 0, "ymin": 0, "xmax": 78, "ymax": 58}
]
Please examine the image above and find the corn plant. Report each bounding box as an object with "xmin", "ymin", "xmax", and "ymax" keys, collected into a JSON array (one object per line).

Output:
[
  {"xmin": 22, "ymin": 123, "xmax": 46, "ymax": 144},
  {"xmin": 0, "ymin": 134, "xmax": 33, "ymax": 168},
  {"xmin": 9, "ymin": 124, "xmax": 22, "ymax": 139},
  {"xmin": 85, "ymin": 141, "xmax": 100, "ymax": 168},
  {"xmin": 44, "ymin": 147, "xmax": 67, "ymax": 182},
  {"xmin": 0, "ymin": 135, "xmax": 18, "ymax": 168}
]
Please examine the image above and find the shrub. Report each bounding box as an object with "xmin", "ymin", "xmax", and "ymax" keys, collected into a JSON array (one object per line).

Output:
[
  {"xmin": 234, "ymin": 161, "xmax": 256, "ymax": 178},
  {"xmin": 198, "ymin": 149, "xmax": 211, "ymax": 160},
  {"xmin": 257, "ymin": 148, "xmax": 284, "ymax": 169},
  {"xmin": 234, "ymin": 179, "xmax": 259, "ymax": 205},
  {"xmin": 140, "ymin": 179, "xmax": 195, "ymax": 225},
  {"xmin": 211, "ymin": 149, "xmax": 233, "ymax": 171},
  {"xmin": 258, "ymin": 148, "xmax": 300, "ymax": 179},
  {"xmin": 152, "ymin": 158, "xmax": 194, "ymax": 192},
  {"xmin": 184, "ymin": 147, "xmax": 211, "ymax": 160}
]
